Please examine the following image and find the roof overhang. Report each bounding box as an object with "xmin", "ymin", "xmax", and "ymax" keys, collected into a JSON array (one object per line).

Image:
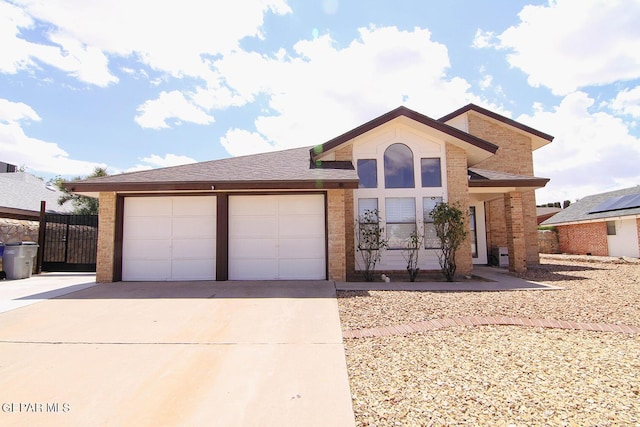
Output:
[
  {"xmin": 439, "ymin": 104, "xmax": 554, "ymax": 151},
  {"xmin": 64, "ymin": 179, "xmax": 358, "ymax": 198}
]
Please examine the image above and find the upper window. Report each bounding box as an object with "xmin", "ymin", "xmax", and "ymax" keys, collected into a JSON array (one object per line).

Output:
[
  {"xmin": 421, "ymin": 158, "xmax": 442, "ymax": 187},
  {"xmin": 384, "ymin": 144, "xmax": 415, "ymax": 188},
  {"xmin": 357, "ymin": 159, "xmax": 377, "ymax": 188}
]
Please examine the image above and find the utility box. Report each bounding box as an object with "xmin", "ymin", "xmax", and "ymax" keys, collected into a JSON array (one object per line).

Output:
[
  {"xmin": 491, "ymin": 246, "xmax": 509, "ymax": 267},
  {"xmin": 2, "ymin": 242, "xmax": 39, "ymax": 280}
]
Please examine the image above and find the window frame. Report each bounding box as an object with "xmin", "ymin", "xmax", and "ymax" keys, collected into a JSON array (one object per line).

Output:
[
  {"xmin": 357, "ymin": 159, "xmax": 378, "ymax": 189},
  {"xmin": 423, "ymin": 197, "xmax": 443, "ymax": 249},
  {"xmin": 385, "ymin": 197, "xmax": 417, "ymax": 250},
  {"xmin": 384, "ymin": 143, "xmax": 415, "ymax": 189},
  {"xmin": 420, "ymin": 157, "xmax": 442, "ymax": 188}
]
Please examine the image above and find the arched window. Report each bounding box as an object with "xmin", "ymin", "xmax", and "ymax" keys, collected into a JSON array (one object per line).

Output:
[{"xmin": 384, "ymin": 143, "xmax": 415, "ymax": 188}]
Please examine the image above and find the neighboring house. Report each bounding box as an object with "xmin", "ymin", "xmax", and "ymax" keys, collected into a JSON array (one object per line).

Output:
[
  {"xmin": 537, "ymin": 207, "xmax": 562, "ymax": 225},
  {"xmin": 0, "ymin": 170, "xmax": 73, "ymax": 241},
  {"xmin": 66, "ymin": 104, "xmax": 553, "ymax": 282},
  {"xmin": 542, "ymin": 186, "xmax": 640, "ymax": 258}
]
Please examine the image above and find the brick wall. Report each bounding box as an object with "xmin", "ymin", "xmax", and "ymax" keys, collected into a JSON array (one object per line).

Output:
[
  {"xmin": 446, "ymin": 142, "xmax": 472, "ymax": 276},
  {"xmin": 638, "ymin": 218, "xmax": 640, "ymax": 256},
  {"xmin": 467, "ymin": 112, "xmax": 541, "ymax": 268},
  {"xmin": 327, "ymin": 189, "xmax": 347, "ymax": 281},
  {"xmin": 96, "ymin": 192, "xmax": 117, "ymax": 282},
  {"xmin": 557, "ymin": 222, "xmax": 608, "ymax": 256}
]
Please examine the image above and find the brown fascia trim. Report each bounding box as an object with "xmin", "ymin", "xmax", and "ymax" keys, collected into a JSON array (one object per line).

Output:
[
  {"xmin": 309, "ymin": 106, "xmax": 498, "ymax": 161},
  {"xmin": 469, "ymin": 177, "xmax": 550, "ymax": 188},
  {"xmin": 0, "ymin": 207, "xmax": 40, "ymax": 221},
  {"xmin": 64, "ymin": 180, "xmax": 359, "ymax": 193},
  {"xmin": 439, "ymin": 104, "xmax": 554, "ymax": 142}
]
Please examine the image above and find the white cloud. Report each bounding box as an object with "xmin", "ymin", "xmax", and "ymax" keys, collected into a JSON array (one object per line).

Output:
[
  {"xmin": 125, "ymin": 153, "xmax": 197, "ymax": 172},
  {"xmin": 4, "ymin": 0, "xmax": 291, "ymax": 84},
  {"xmin": 0, "ymin": 97, "xmax": 105, "ymax": 175},
  {"xmin": 471, "ymin": 29, "xmax": 496, "ymax": 49},
  {"xmin": 221, "ymin": 129, "xmax": 277, "ymax": 157},
  {"xmin": 485, "ymin": 0, "xmax": 640, "ymax": 95},
  {"xmin": 523, "ymin": 92, "xmax": 640, "ymax": 203},
  {"xmin": 211, "ymin": 26, "xmax": 484, "ymax": 156},
  {"xmin": 135, "ymin": 90, "xmax": 215, "ymax": 129},
  {"xmin": 609, "ymin": 85, "xmax": 640, "ymax": 118}
]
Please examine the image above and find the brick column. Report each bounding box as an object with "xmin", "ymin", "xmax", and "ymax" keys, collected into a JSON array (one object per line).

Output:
[
  {"xmin": 327, "ymin": 189, "xmax": 347, "ymax": 281},
  {"xmin": 96, "ymin": 192, "xmax": 116, "ymax": 283},
  {"xmin": 446, "ymin": 143, "xmax": 472, "ymax": 276},
  {"xmin": 504, "ymin": 192, "xmax": 527, "ymax": 273}
]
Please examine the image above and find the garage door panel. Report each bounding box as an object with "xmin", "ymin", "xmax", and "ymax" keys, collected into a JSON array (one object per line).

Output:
[
  {"xmin": 173, "ymin": 216, "xmax": 216, "ymax": 238},
  {"xmin": 277, "ymin": 195, "xmax": 323, "ymax": 214},
  {"xmin": 231, "ymin": 197, "xmax": 277, "ymax": 216},
  {"xmin": 172, "ymin": 196, "xmax": 216, "ymax": 216},
  {"xmin": 172, "ymin": 259, "xmax": 216, "ymax": 280},
  {"xmin": 278, "ymin": 215, "xmax": 324, "ymax": 237},
  {"xmin": 172, "ymin": 239, "xmax": 216, "ymax": 259},
  {"xmin": 124, "ymin": 217, "xmax": 172, "ymax": 239},
  {"xmin": 125, "ymin": 198, "xmax": 172, "ymax": 216},
  {"xmin": 230, "ymin": 217, "xmax": 277, "ymax": 238},
  {"xmin": 278, "ymin": 259, "xmax": 326, "ymax": 279},
  {"xmin": 278, "ymin": 238, "xmax": 325, "ymax": 258},
  {"xmin": 229, "ymin": 238, "xmax": 277, "ymax": 259},
  {"xmin": 124, "ymin": 240, "xmax": 171, "ymax": 260},
  {"xmin": 229, "ymin": 259, "xmax": 278, "ymax": 280},
  {"xmin": 123, "ymin": 260, "xmax": 171, "ymax": 281}
]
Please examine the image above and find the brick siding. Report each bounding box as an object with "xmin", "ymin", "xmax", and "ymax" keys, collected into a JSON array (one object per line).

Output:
[
  {"xmin": 556, "ymin": 222, "xmax": 608, "ymax": 256},
  {"xmin": 467, "ymin": 112, "xmax": 541, "ymax": 269},
  {"xmin": 327, "ymin": 189, "xmax": 347, "ymax": 281},
  {"xmin": 96, "ymin": 192, "xmax": 117, "ymax": 282},
  {"xmin": 445, "ymin": 142, "xmax": 472, "ymax": 275}
]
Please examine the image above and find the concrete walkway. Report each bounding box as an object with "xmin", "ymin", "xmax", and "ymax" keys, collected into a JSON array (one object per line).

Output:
[
  {"xmin": 0, "ymin": 272, "xmax": 98, "ymax": 314},
  {"xmin": 0, "ymin": 280, "xmax": 355, "ymax": 427}
]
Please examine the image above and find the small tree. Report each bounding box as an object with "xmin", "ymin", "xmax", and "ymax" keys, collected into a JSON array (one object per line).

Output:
[
  {"xmin": 402, "ymin": 228, "xmax": 423, "ymax": 282},
  {"xmin": 431, "ymin": 201, "xmax": 468, "ymax": 282},
  {"xmin": 356, "ymin": 209, "xmax": 388, "ymax": 281},
  {"xmin": 55, "ymin": 167, "xmax": 108, "ymax": 215}
]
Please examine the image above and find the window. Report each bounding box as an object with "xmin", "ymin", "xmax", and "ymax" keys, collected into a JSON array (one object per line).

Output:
[
  {"xmin": 386, "ymin": 198, "xmax": 416, "ymax": 249},
  {"xmin": 358, "ymin": 198, "xmax": 380, "ymax": 249},
  {"xmin": 421, "ymin": 158, "xmax": 442, "ymax": 187},
  {"xmin": 469, "ymin": 206, "xmax": 477, "ymax": 258},
  {"xmin": 423, "ymin": 197, "xmax": 442, "ymax": 249},
  {"xmin": 606, "ymin": 221, "xmax": 616, "ymax": 236},
  {"xmin": 384, "ymin": 144, "xmax": 415, "ymax": 188},
  {"xmin": 357, "ymin": 159, "xmax": 377, "ymax": 188}
]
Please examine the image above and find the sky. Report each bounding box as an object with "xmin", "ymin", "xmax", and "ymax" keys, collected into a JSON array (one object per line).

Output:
[{"xmin": 1, "ymin": 0, "xmax": 639, "ymax": 204}]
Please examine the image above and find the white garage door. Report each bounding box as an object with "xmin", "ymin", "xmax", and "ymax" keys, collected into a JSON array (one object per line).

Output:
[
  {"xmin": 122, "ymin": 196, "xmax": 216, "ymax": 281},
  {"xmin": 229, "ymin": 194, "xmax": 326, "ymax": 280}
]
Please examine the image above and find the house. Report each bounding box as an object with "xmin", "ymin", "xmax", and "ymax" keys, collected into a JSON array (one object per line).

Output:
[
  {"xmin": 541, "ymin": 186, "xmax": 640, "ymax": 258},
  {"xmin": 0, "ymin": 168, "xmax": 73, "ymax": 242},
  {"xmin": 65, "ymin": 104, "xmax": 553, "ymax": 282}
]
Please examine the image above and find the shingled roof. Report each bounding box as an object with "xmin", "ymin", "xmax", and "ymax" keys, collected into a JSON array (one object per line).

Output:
[
  {"xmin": 66, "ymin": 146, "xmax": 359, "ymax": 196},
  {"xmin": 0, "ymin": 172, "xmax": 73, "ymax": 219},
  {"xmin": 468, "ymin": 168, "xmax": 550, "ymax": 189},
  {"xmin": 542, "ymin": 186, "xmax": 640, "ymax": 225}
]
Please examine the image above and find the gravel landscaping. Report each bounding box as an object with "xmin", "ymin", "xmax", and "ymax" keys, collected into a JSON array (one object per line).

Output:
[{"xmin": 338, "ymin": 255, "xmax": 640, "ymax": 426}]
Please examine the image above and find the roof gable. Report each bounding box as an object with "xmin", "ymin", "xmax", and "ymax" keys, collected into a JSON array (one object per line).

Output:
[
  {"xmin": 439, "ymin": 104, "xmax": 554, "ymax": 150},
  {"xmin": 310, "ymin": 106, "xmax": 498, "ymax": 163}
]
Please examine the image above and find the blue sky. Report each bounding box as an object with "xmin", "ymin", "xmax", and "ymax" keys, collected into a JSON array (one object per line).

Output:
[{"xmin": 1, "ymin": 0, "xmax": 639, "ymax": 204}]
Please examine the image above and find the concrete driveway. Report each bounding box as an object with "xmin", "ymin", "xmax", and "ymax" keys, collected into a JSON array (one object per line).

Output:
[{"xmin": 0, "ymin": 280, "xmax": 355, "ymax": 426}]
